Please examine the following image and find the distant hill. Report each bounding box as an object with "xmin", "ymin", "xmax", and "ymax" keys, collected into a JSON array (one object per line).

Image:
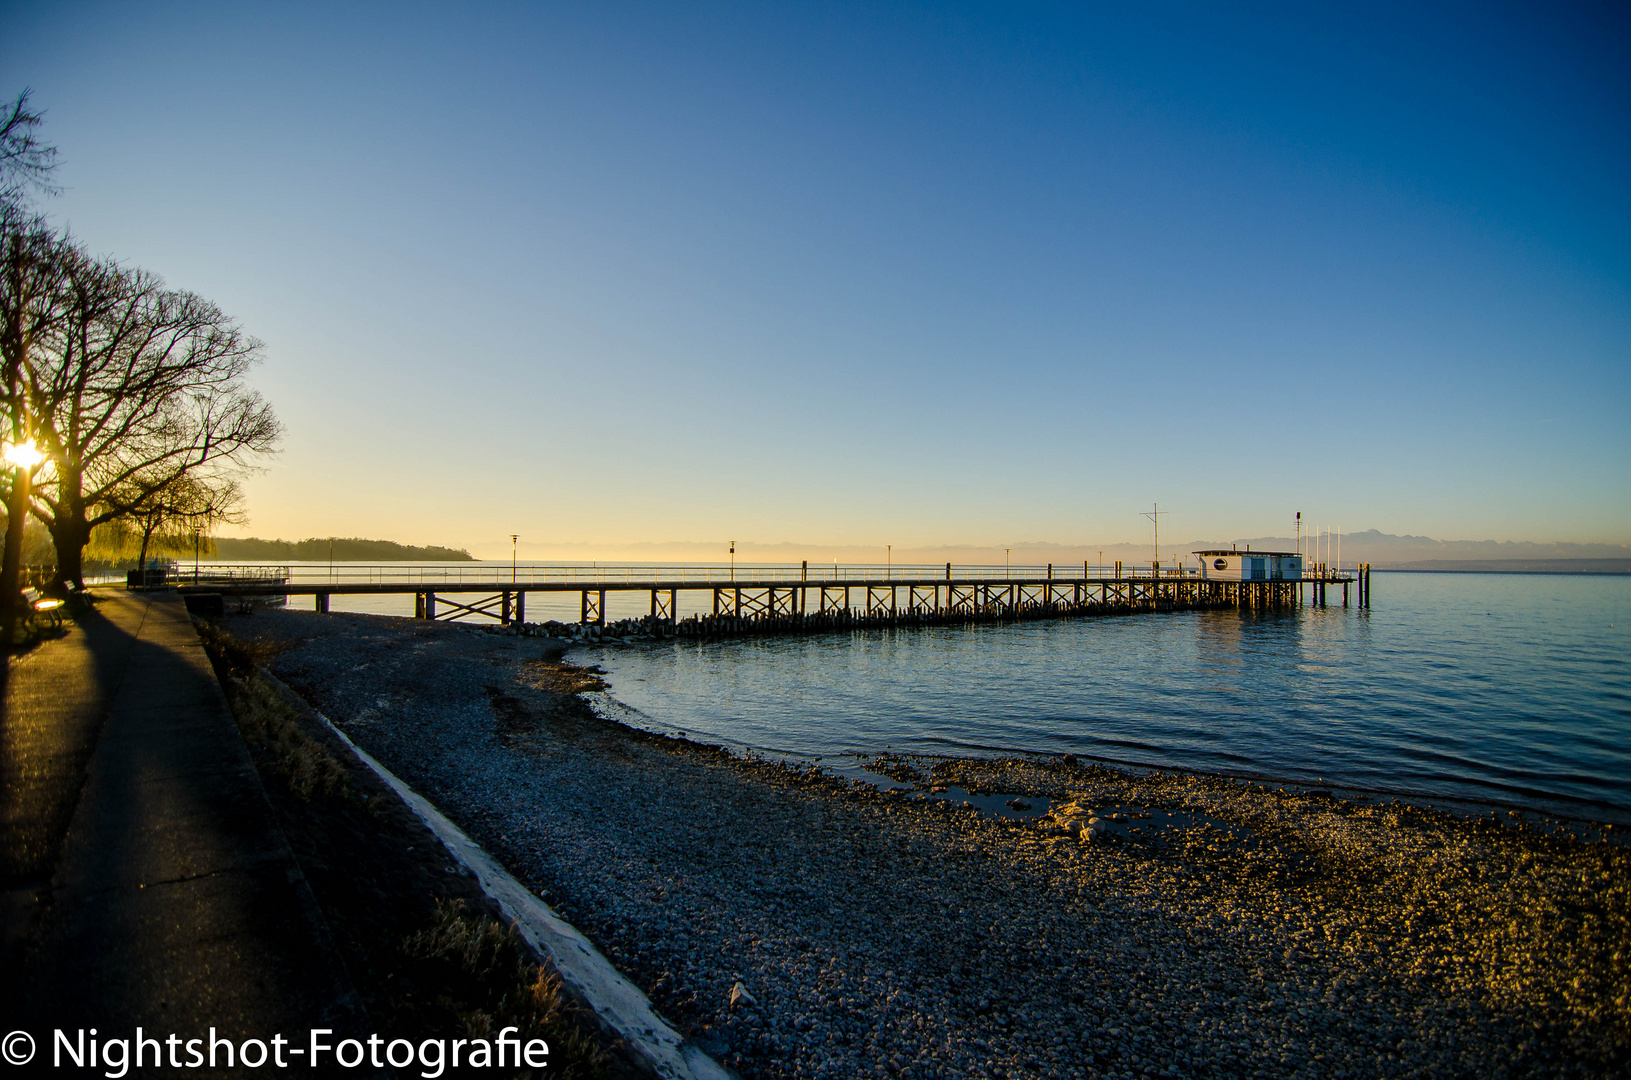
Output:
[{"xmin": 213, "ymin": 537, "xmax": 475, "ymax": 562}]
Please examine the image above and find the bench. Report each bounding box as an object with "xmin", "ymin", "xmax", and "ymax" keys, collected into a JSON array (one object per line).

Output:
[{"xmin": 21, "ymin": 587, "xmax": 65, "ymax": 630}]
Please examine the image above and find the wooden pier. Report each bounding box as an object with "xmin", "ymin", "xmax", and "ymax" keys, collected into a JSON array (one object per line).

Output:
[{"xmin": 176, "ymin": 561, "xmax": 1366, "ymax": 637}]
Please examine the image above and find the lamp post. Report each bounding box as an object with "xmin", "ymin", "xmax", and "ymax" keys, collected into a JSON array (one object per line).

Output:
[
  {"xmin": 1005, "ymin": 548, "xmax": 1010, "ymax": 579},
  {"xmin": 729, "ymin": 540, "xmax": 735, "ymax": 582},
  {"xmin": 0, "ymin": 439, "xmax": 44, "ymax": 650},
  {"xmin": 886, "ymin": 545, "xmax": 891, "ymax": 578},
  {"xmin": 510, "ymin": 534, "xmax": 518, "ymax": 583}
]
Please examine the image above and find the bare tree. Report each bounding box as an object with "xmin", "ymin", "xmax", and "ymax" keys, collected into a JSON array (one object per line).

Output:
[
  {"xmin": 1, "ymin": 209, "xmax": 74, "ymax": 644},
  {"xmin": 26, "ymin": 257, "xmax": 280, "ymax": 587},
  {"xmin": 0, "ymin": 88, "xmax": 60, "ymax": 640},
  {"xmin": 0, "ymin": 89, "xmax": 59, "ymax": 211},
  {"xmin": 1, "ymin": 209, "xmax": 74, "ymax": 444},
  {"xmin": 1, "ymin": 94, "xmax": 279, "ymax": 596}
]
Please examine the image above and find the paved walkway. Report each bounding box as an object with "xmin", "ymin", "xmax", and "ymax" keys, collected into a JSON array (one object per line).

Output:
[{"xmin": 1, "ymin": 589, "xmax": 361, "ymax": 1053}]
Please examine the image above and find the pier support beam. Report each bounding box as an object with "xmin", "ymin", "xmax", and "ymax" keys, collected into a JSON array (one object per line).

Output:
[{"xmin": 651, "ymin": 588, "xmax": 676, "ymax": 620}]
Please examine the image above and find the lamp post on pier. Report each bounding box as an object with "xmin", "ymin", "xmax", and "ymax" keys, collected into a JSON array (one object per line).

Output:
[
  {"xmin": 729, "ymin": 540, "xmax": 735, "ymax": 582},
  {"xmin": 1142, "ymin": 503, "xmax": 1167, "ymax": 577},
  {"xmin": 510, "ymin": 534, "xmax": 518, "ymax": 583}
]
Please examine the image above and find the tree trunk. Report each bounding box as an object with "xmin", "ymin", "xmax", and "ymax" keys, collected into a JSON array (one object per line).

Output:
[
  {"xmin": 48, "ymin": 513, "xmax": 88, "ymax": 592},
  {"xmin": 46, "ymin": 474, "xmax": 90, "ymax": 591},
  {"xmin": 137, "ymin": 514, "xmax": 158, "ymax": 569}
]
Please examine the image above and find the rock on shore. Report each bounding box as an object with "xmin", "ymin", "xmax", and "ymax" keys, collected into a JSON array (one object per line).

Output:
[{"xmin": 245, "ymin": 609, "xmax": 1629, "ymax": 1079}]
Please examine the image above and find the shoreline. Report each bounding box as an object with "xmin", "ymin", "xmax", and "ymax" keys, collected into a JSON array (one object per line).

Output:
[
  {"xmin": 241, "ymin": 607, "xmax": 1629, "ymax": 1078},
  {"xmin": 583, "ymin": 677, "xmax": 1630, "ymax": 840},
  {"xmin": 564, "ymin": 633, "xmax": 1631, "ymax": 834}
]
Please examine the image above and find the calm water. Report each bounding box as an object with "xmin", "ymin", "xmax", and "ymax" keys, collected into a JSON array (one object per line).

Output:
[{"xmin": 574, "ymin": 573, "xmax": 1631, "ymax": 823}]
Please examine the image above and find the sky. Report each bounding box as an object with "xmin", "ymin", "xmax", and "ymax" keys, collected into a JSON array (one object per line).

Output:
[{"xmin": 5, "ymin": 1, "xmax": 1629, "ymax": 559}]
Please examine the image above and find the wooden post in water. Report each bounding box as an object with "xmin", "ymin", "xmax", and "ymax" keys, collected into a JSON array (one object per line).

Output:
[
  {"xmin": 515, "ymin": 591, "xmax": 525, "ymax": 624},
  {"xmin": 316, "ymin": 592, "xmax": 329, "ymax": 613}
]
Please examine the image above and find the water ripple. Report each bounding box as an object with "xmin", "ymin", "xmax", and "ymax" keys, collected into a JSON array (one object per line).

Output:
[{"xmin": 576, "ymin": 573, "xmax": 1631, "ymax": 823}]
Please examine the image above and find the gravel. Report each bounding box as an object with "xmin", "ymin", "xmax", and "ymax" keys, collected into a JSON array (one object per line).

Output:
[{"xmin": 246, "ymin": 608, "xmax": 1629, "ymax": 1079}]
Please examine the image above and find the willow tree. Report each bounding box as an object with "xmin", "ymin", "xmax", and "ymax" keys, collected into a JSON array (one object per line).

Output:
[
  {"xmin": 114, "ymin": 471, "xmax": 245, "ymax": 570},
  {"xmin": 26, "ymin": 255, "xmax": 280, "ymax": 587}
]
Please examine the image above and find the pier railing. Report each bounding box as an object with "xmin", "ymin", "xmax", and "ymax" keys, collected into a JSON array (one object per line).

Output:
[{"xmin": 183, "ymin": 560, "xmax": 1357, "ymax": 586}]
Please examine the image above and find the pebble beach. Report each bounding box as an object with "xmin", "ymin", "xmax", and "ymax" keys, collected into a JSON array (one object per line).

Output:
[{"xmin": 246, "ymin": 608, "xmax": 1629, "ymax": 1079}]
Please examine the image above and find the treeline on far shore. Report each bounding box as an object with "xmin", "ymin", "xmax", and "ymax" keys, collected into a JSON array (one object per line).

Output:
[{"xmin": 214, "ymin": 537, "xmax": 474, "ymax": 562}]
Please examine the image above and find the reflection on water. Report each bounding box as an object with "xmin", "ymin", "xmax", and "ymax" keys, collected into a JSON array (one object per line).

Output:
[{"xmin": 575, "ymin": 574, "xmax": 1631, "ymax": 823}]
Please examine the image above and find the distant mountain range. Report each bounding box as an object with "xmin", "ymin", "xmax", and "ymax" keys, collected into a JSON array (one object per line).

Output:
[
  {"xmin": 213, "ymin": 537, "xmax": 474, "ymax": 562},
  {"xmin": 458, "ymin": 531, "xmax": 1631, "ymax": 571},
  {"xmin": 1187, "ymin": 530, "xmax": 1631, "ymax": 570},
  {"xmin": 1382, "ymin": 559, "xmax": 1631, "ymax": 573}
]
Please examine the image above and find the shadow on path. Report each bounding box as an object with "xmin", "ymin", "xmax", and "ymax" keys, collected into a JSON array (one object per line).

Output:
[{"xmin": 0, "ymin": 590, "xmax": 361, "ymax": 1057}]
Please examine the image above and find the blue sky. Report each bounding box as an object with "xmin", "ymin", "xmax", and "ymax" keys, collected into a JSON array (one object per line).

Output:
[{"xmin": 5, "ymin": 1, "xmax": 1628, "ymax": 556}]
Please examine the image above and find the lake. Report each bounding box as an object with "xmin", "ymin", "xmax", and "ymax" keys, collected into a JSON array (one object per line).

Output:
[{"xmin": 573, "ymin": 573, "xmax": 1631, "ymax": 823}]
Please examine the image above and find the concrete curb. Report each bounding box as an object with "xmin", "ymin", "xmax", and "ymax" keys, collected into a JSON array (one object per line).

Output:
[{"xmin": 259, "ymin": 672, "xmax": 734, "ymax": 1080}]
